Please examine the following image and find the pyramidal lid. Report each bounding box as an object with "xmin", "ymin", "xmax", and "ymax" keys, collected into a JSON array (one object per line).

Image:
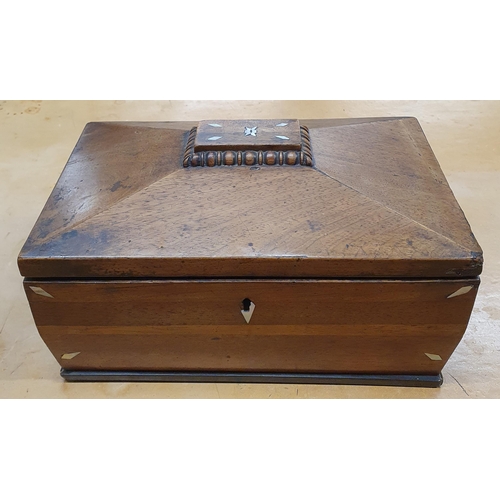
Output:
[{"xmin": 18, "ymin": 118, "xmax": 482, "ymax": 279}]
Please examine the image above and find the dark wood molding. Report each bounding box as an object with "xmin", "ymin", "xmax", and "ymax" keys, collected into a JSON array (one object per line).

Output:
[
  {"xmin": 60, "ymin": 369, "xmax": 443, "ymax": 388},
  {"xmin": 183, "ymin": 122, "xmax": 314, "ymax": 167}
]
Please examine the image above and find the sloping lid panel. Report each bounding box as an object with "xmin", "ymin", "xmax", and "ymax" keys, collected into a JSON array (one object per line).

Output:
[{"xmin": 18, "ymin": 118, "xmax": 483, "ymax": 278}]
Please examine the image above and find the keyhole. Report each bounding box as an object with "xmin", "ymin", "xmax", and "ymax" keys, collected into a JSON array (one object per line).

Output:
[{"xmin": 242, "ymin": 298, "xmax": 252, "ymax": 311}]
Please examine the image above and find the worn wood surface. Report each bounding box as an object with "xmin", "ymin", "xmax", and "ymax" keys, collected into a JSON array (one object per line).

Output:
[
  {"xmin": 25, "ymin": 278, "xmax": 479, "ymax": 374},
  {"xmin": 18, "ymin": 118, "xmax": 482, "ymax": 279}
]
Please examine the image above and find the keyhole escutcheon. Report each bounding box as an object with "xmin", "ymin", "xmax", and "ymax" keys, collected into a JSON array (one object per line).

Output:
[{"xmin": 240, "ymin": 298, "xmax": 255, "ymax": 323}]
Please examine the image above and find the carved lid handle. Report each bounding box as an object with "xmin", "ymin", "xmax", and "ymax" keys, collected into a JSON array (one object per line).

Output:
[{"xmin": 183, "ymin": 119, "xmax": 313, "ymax": 167}]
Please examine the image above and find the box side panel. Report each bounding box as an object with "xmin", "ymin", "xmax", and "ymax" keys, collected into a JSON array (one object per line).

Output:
[{"xmin": 24, "ymin": 279, "xmax": 479, "ymax": 375}]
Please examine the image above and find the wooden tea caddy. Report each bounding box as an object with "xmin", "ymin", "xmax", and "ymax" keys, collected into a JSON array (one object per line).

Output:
[{"xmin": 18, "ymin": 117, "xmax": 483, "ymax": 387}]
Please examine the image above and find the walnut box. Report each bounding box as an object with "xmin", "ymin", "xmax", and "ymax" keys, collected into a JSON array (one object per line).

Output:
[{"xmin": 18, "ymin": 118, "xmax": 483, "ymax": 387}]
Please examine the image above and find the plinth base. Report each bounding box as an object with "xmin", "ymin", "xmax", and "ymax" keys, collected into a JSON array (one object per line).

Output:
[{"xmin": 60, "ymin": 369, "xmax": 443, "ymax": 388}]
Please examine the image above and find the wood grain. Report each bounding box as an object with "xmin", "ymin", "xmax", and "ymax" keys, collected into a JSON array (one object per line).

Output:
[
  {"xmin": 311, "ymin": 117, "xmax": 480, "ymax": 252},
  {"xmin": 18, "ymin": 118, "xmax": 482, "ymax": 279},
  {"xmin": 25, "ymin": 279, "xmax": 479, "ymax": 374}
]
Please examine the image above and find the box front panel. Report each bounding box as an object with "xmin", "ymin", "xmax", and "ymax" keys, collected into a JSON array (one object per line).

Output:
[{"xmin": 24, "ymin": 279, "xmax": 479, "ymax": 375}]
